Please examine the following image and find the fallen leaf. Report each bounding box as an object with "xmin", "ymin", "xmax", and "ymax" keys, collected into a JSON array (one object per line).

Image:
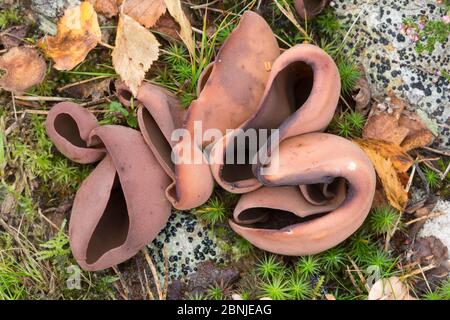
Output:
[
  {"xmin": 354, "ymin": 139, "xmax": 410, "ymax": 211},
  {"xmin": 123, "ymin": 0, "xmax": 166, "ymax": 28},
  {"xmin": 355, "ymin": 139, "xmax": 413, "ymax": 173},
  {"xmin": 112, "ymin": 14, "xmax": 160, "ymax": 97},
  {"xmin": 153, "ymin": 12, "xmax": 180, "ymax": 39},
  {"xmin": 407, "ymin": 236, "xmax": 450, "ymax": 289},
  {"xmin": 0, "ymin": 47, "xmax": 46, "ymax": 92},
  {"xmin": 363, "ymin": 93, "xmax": 434, "ymax": 151},
  {"xmin": 38, "ymin": 1, "xmax": 102, "ymax": 70},
  {"xmin": 398, "ymin": 112, "xmax": 434, "ymax": 151},
  {"xmin": 62, "ymin": 78, "xmax": 112, "ymax": 100},
  {"xmin": 352, "ymin": 67, "xmax": 371, "ymax": 115},
  {"xmin": 409, "ymin": 236, "xmax": 449, "ymax": 269},
  {"xmin": 0, "ymin": 25, "xmax": 28, "ymax": 48},
  {"xmin": 368, "ymin": 277, "xmax": 414, "ymax": 300},
  {"xmin": 163, "ymin": 0, "xmax": 195, "ymax": 57},
  {"xmin": 89, "ymin": 0, "xmax": 119, "ymax": 18}
]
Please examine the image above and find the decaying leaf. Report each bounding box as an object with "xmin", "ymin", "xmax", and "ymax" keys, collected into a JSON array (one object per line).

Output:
[
  {"xmin": 112, "ymin": 14, "xmax": 160, "ymax": 97},
  {"xmin": 62, "ymin": 78, "xmax": 112, "ymax": 100},
  {"xmin": 0, "ymin": 25, "xmax": 28, "ymax": 48},
  {"xmin": 409, "ymin": 236, "xmax": 449, "ymax": 270},
  {"xmin": 352, "ymin": 67, "xmax": 371, "ymax": 115},
  {"xmin": 153, "ymin": 12, "xmax": 181, "ymax": 39},
  {"xmin": 89, "ymin": 0, "xmax": 119, "ymax": 18},
  {"xmin": 354, "ymin": 139, "xmax": 410, "ymax": 211},
  {"xmin": 163, "ymin": 0, "xmax": 195, "ymax": 57},
  {"xmin": 0, "ymin": 47, "xmax": 46, "ymax": 92},
  {"xmin": 38, "ymin": 1, "xmax": 102, "ymax": 70},
  {"xmin": 123, "ymin": 0, "xmax": 167, "ymax": 28},
  {"xmin": 356, "ymin": 139, "xmax": 413, "ymax": 173},
  {"xmin": 407, "ymin": 236, "xmax": 450, "ymax": 288},
  {"xmin": 363, "ymin": 94, "xmax": 434, "ymax": 151},
  {"xmin": 368, "ymin": 277, "xmax": 414, "ymax": 300}
]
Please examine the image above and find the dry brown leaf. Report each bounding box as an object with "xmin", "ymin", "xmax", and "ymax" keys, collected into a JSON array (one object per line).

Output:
[
  {"xmin": 363, "ymin": 93, "xmax": 434, "ymax": 151},
  {"xmin": 38, "ymin": 1, "xmax": 102, "ymax": 70},
  {"xmin": 123, "ymin": 0, "xmax": 166, "ymax": 28},
  {"xmin": 0, "ymin": 47, "xmax": 46, "ymax": 92},
  {"xmin": 112, "ymin": 14, "xmax": 160, "ymax": 97},
  {"xmin": 163, "ymin": 0, "xmax": 195, "ymax": 57},
  {"xmin": 153, "ymin": 12, "xmax": 181, "ymax": 39},
  {"xmin": 368, "ymin": 277, "xmax": 414, "ymax": 300},
  {"xmin": 398, "ymin": 113, "xmax": 434, "ymax": 151},
  {"xmin": 356, "ymin": 139, "xmax": 413, "ymax": 173},
  {"xmin": 352, "ymin": 77, "xmax": 371, "ymax": 115},
  {"xmin": 62, "ymin": 78, "xmax": 112, "ymax": 100},
  {"xmin": 0, "ymin": 25, "xmax": 28, "ymax": 49},
  {"xmin": 89, "ymin": 0, "xmax": 119, "ymax": 18},
  {"xmin": 407, "ymin": 236, "xmax": 450, "ymax": 289},
  {"xmin": 354, "ymin": 139, "xmax": 409, "ymax": 211},
  {"xmin": 352, "ymin": 67, "xmax": 371, "ymax": 115}
]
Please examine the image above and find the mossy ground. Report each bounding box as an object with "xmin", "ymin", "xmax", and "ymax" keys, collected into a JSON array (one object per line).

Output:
[{"xmin": 0, "ymin": 0, "xmax": 449, "ymax": 300}]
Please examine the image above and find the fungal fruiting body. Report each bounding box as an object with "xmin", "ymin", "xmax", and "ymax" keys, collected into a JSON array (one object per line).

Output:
[{"xmin": 45, "ymin": 11, "xmax": 375, "ymax": 271}]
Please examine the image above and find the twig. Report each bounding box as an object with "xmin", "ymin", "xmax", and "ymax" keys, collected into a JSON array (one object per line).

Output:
[
  {"xmin": 347, "ymin": 256, "xmax": 370, "ymax": 292},
  {"xmin": 441, "ymin": 162, "xmax": 450, "ymax": 181},
  {"xmin": 273, "ymin": 0, "xmax": 310, "ymax": 41},
  {"xmin": 400, "ymin": 263, "xmax": 436, "ymax": 280},
  {"xmin": 405, "ymin": 210, "xmax": 444, "ymax": 226},
  {"xmin": 99, "ymin": 41, "xmax": 115, "ymax": 50},
  {"xmin": 16, "ymin": 109, "xmax": 49, "ymax": 115},
  {"xmin": 37, "ymin": 207, "xmax": 59, "ymax": 231},
  {"xmin": 11, "ymin": 92, "xmax": 17, "ymax": 121},
  {"xmin": 163, "ymin": 245, "xmax": 169, "ymax": 300},
  {"xmin": 385, "ymin": 212, "xmax": 402, "ymax": 251},
  {"xmin": 14, "ymin": 95, "xmax": 73, "ymax": 102},
  {"xmin": 80, "ymin": 95, "xmax": 115, "ymax": 108},
  {"xmin": 143, "ymin": 267, "xmax": 155, "ymax": 300},
  {"xmin": 345, "ymin": 265, "xmax": 363, "ymax": 294},
  {"xmin": 405, "ymin": 163, "xmax": 416, "ymax": 192},
  {"xmin": 142, "ymin": 248, "xmax": 163, "ymax": 300},
  {"xmin": 422, "ymin": 146, "xmax": 450, "ymax": 157},
  {"xmin": 415, "ymin": 164, "xmax": 430, "ymax": 195},
  {"xmin": 58, "ymin": 75, "xmax": 112, "ymax": 92},
  {"xmin": 112, "ymin": 266, "xmax": 130, "ymax": 300},
  {"xmin": 190, "ymin": 0, "xmax": 221, "ymax": 10}
]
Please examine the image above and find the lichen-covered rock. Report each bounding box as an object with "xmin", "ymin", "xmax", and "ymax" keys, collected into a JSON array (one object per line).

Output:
[
  {"xmin": 420, "ymin": 200, "xmax": 450, "ymax": 253},
  {"xmin": 30, "ymin": 0, "xmax": 80, "ymax": 18},
  {"xmin": 148, "ymin": 211, "xmax": 227, "ymax": 281},
  {"xmin": 332, "ymin": 0, "xmax": 449, "ymax": 147}
]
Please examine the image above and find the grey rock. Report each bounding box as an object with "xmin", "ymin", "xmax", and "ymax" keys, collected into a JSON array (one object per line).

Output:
[
  {"xmin": 148, "ymin": 211, "xmax": 227, "ymax": 281},
  {"xmin": 30, "ymin": 0, "xmax": 80, "ymax": 18},
  {"xmin": 332, "ymin": 0, "xmax": 450, "ymax": 147}
]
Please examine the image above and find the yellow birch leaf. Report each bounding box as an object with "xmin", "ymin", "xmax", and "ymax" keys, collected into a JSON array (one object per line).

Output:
[
  {"xmin": 354, "ymin": 139, "xmax": 409, "ymax": 211},
  {"xmin": 112, "ymin": 14, "xmax": 160, "ymax": 97},
  {"xmin": 38, "ymin": 1, "xmax": 101, "ymax": 71},
  {"xmin": 163, "ymin": 0, "xmax": 195, "ymax": 57},
  {"xmin": 122, "ymin": 0, "xmax": 166, "ymax": 28}
]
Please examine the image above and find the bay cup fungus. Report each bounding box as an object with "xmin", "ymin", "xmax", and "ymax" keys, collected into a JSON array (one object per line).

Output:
[
  {"xmin": 46, "ymin": 11, "xmax": 376, "ymax": 271},
  {"xmin": 45, "ymin": 103, "xmax": 172, "ymax": 271}
]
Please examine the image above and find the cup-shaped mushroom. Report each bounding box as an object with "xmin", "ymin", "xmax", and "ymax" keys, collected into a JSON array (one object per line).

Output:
[
  {"xmin": 211, "ymin": 44, "xmax": 340, "ymax": 193},
  {"xmin": 230, "ymin": 133, "xmax": 376, "ymax": 255},
  {"xmin": 70, "ymin": 125, "xmax": 172, "ymax": 271},
  {"xmin": 185, "ymin": 10, "xmax": 280, "ymax": 147},
  {"xmin": 294, "ymin": 0, "xmax": 330, "ymax": 20},
  {"xmin": 117, "ymin": 82, "xmax": 214, "ymax": 210},
  {"xmin": 45, "ymin": 102, "xmax": 105, "ymax": 163}
]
